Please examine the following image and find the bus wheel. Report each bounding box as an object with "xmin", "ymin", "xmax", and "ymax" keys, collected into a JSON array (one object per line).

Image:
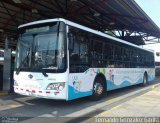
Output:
[
  {"xmin": 142, "ymin": 73, "xmax": 148, "ymax": 86},
  {"xmin": 90, "ymin": 77, "xmax": 105, "ymax": 101}
]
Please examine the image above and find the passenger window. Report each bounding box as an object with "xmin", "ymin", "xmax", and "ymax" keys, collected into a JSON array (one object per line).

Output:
[
  {"xmin": 71, "ymin": 41, "xmax": 80, "ymax": 63},
  {"xmin": 69, "ymin": 28, "xmax": 89, "ymax": 73},
  {"xmin": 80, "ymin": 42, "xmax": 88, "ymax": 63}
]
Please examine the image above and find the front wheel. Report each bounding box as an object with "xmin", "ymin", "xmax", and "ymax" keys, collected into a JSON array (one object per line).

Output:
[{"xmin": 89, "ymin": 78, "xmax": 105, "ymax": 101}]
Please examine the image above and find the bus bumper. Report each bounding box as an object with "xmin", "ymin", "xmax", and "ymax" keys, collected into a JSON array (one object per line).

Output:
[{"xmin": 14, "ymin": 86, "xmax": 67, "ymax": 100}]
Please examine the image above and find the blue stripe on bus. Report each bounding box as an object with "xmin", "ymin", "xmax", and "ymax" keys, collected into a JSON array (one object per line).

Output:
[
  {"xmin": 68, "ymin": 75, "xmax": 155, "ymax": 100},
  {"xmin": 68, "ymin": 86, "xmax": 92, "ymax": 100},
  {"xmin": 148, "ymin": 75, "xmax": 155, "ymax": 81},
  {"xmin": 107, "ymin": 78, "xmax": 143, "ymax": 91}
]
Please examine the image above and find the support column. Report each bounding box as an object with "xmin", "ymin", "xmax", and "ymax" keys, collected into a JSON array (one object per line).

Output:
[
  {"xmin": 3, "ymin": 36, "xmax": 11, "ymax": 91},
  {"xmin": 122, "ymin": 31, "xmax": 125, "ymax": 39}
]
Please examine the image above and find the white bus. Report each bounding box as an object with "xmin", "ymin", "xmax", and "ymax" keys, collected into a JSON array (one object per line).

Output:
[{"xmin": 14, "ymin": 18, "xmax": 155, "ymax": 100}]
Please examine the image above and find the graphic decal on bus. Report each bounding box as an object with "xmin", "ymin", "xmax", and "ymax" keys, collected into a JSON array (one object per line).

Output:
[
  {"xmin": 68, "ymin": 68, "xmax": 155, "ymax": 100},
  {"xmin": 109, "ymin": 69, "xmax": 114, "ymax": 83},
  {"xmin": 107, "ymin": 78, "xmax": 143, "ymax": 91},
  {"xmin": 68, "ymin": 85, "xmax": 92, "ymax": 100},
  {"xmin": 73, "ymin": 80, "xmax": 82, "ymax": 93},
  {"xmin": 85, "ymin": 68, "xmax": 106, "ymax": 76}
]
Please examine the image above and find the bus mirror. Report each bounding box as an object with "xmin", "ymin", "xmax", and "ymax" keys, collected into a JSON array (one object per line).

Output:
[{"xmin": 68, "ymin": 33, "xmax": 74, "ymax": 51}]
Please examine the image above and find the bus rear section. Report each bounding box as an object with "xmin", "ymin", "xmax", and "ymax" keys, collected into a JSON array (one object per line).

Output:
[{"xmin": 67, "ymin": 21, "xmax": 155, "ymax": 100}]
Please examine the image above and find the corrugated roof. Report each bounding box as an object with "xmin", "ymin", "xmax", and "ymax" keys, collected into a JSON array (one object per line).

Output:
[{"xmin": 0, "ymin": 0, "xmax": 160, "ymax": 49}]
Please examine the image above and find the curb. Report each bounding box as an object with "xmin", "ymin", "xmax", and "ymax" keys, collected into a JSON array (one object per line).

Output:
[
  {"xmin": 151, "ymin": 83, "xmax": 160, "ymax": 89},
  {"xmin": 0, "ymin": 91, "xmax": 8, "ymax": 96}
]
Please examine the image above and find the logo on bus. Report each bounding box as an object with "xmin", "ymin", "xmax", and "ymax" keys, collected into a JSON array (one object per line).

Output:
[{"xmin": 28, "ymin": 74, "xmax": 33, "ymax": 79}]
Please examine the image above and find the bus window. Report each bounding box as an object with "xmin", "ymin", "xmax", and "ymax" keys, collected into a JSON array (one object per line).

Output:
[
  {"xmin": 69, "ymin": 28, "xmax": 89, "ymax": 72},
  {"xmin": 92, "ymin": 40, "xmax": 103, "ymax": 67},
  {"xmin": 80, "ymin": 42, "xmax": 88, "ymax": 63}
]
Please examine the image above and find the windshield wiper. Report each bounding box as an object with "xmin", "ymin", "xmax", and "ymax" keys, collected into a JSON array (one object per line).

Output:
[
  {"xmin": 42, "ymin": 66, "xmax": 58, "ymax": 77},
  {"xmin": 42, "ymin": 69, "xmax": 48, "ymax": 77},
  {"xmin": 16, "ymin": 48, "xmax": 30, "ymax": 75}
]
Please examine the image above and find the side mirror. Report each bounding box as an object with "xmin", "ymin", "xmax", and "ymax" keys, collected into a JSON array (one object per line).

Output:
[{"xmin": 68, "ymin": 33, "xmax": 74, "ymax": 51}]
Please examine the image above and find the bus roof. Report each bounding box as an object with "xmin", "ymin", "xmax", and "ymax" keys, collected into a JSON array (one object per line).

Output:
[{"xmin": 18, "ymin": 18, "xmax": 153, "ymax": 53}]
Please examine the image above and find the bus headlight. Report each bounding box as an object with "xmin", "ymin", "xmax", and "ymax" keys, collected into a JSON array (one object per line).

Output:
[{"xmin": 46, "ymin": 83, "xmax": 65, "ymax": 91}]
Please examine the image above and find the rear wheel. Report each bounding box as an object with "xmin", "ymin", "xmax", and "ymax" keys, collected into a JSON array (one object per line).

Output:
[{"xmin": 90, "ymin": 77, "xmax": 105, "ymax": 101}]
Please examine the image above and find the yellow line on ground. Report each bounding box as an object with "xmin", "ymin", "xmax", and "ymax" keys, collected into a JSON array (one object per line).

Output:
[
  {"xmin": 95, "ymin": 83, "xmax": 160, "ymax": 119},
  {"xmin": 151, "ymin": 83, "xmax": 160, "ymax": 89},
  {"xmin": 9, "ymin": 104, "xmax": 23, "ymax": 108},
  {"xmin": 67, "ymin": 83, "xmax": 160, "ymax": 118},
  {"xmin": 93, "ymin": 83, "xmax": 160, "ymax": 119}
]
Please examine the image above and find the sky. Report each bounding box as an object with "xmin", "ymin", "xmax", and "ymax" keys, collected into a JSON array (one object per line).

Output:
[
  {"xmin": 135, "ymin": 0, "xmax": 160, "ymax": 28},
  {"xmin": 135, "ymin": 0, "xmax": 160, "ymax": 61}
]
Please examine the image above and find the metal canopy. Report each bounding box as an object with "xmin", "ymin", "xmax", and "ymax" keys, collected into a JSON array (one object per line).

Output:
[{"xmin": 0, "ymin": 0, "xmax": 160, "ymax": 49}]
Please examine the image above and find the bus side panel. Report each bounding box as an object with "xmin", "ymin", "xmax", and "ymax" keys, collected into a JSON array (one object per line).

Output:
[
  {"xmin": 106, "ymin": 68, "xmax": 141, "ymax": 91},
  {"xmin": 106, "ymin": 68, "xmax": 155, "ymax": 91},
  {"xmin": 68, "ymin": 72, "xmax": 95, "ymax": 100},
  {"xmin": 67, "ymin": 68, "xmax": 155, "ymax": 100}
]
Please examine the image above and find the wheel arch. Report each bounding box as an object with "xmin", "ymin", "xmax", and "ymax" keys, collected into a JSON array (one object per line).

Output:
[
  {"xmin": 144, "ymin": 71, "xmax": 148, "ymax": 82},
  {"xmin": 144, "ymin": 71, "xmax": 148, "ymax": 78},
  {"xmin": 94, "ymin": 73, "xmax": 107, "ymax": 91}
]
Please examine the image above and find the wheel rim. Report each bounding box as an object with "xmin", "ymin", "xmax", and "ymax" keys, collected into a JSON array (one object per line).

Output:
[{"xmin": 94, "ymin": 83, "xmax": 103, "ymax": 95}]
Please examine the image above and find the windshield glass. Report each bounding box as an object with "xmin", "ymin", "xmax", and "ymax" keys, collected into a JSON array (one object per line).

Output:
[{"xmin": 16, "ymin": 22, "xmax": 66, "ymax": 73}]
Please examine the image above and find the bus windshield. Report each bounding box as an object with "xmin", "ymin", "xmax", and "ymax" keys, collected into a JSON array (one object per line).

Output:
[{"xmin": 16, "ymin": 22, "xmax": 66, "ymax": 73}]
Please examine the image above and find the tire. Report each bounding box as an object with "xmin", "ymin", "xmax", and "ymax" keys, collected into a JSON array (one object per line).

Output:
[
  {"xmin": 142, "ymin": 73, "xmax": 148, "ymax": 86},
  {"xmin": 89, "ymin": 77, "xmax": 105, "ymax": 101}
]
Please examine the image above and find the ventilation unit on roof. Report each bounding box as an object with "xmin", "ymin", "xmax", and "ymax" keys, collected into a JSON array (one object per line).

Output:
[{"xmin": 120, "ymin": 36, "xmax": 145, "ymax": 45}]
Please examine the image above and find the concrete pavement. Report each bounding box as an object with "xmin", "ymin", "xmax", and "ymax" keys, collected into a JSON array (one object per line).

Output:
[
  {"xmin": 0, "ymin": 78, "xmax": 160, "ymax": 123},
  {"xmin": 82, "ymin": 83, "xmax": 160, "ymax": 123},
  {"xmin": 96, "ymin": 85, "xmax": 160, "ymax": 117}
]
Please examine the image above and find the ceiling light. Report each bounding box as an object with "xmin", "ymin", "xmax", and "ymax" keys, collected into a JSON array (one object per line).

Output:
[
  {"xmin": 94, "ymin": 12, "xmax": 100, "ymax": 17},
  {"xmin": 109, "ymin": 22, "xmax": 115, "ymax": 26},
  {"xmin": 0, "ymin": 29, "xmax": 4, "ymax": 32},
  {"xmin": 32, "ymin": 9, "xmax": 38, "ymax": 14},
  {"xmin": 12, "ymin": 0, "xmax": 21, "ymax": 3},
  {"xmin": 70, "ymin": 0, "xmax": 77, "ymax": 2}
]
